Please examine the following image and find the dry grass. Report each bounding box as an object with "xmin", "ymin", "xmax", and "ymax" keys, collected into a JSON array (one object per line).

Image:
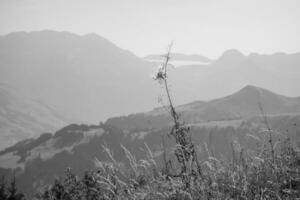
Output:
[{"xmin": 36, "ymin": 135, "xmax": 300, "ymax": 200}]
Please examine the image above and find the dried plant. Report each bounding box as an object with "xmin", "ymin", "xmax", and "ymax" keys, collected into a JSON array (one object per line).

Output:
[{"xmin": 153, "ymin": 43, "xmax": 202, "ymax": 184}]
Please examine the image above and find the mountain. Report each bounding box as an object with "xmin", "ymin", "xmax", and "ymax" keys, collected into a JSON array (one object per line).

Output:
[
  {"xmin": 0, "ymin": 83, "xmax": 68, "ymax": 149},
  {"xmin": 0, "ymin": 85, "xmax": 299, "ymax": 198},
  {"xmin": 0, "ymin": 30, "xmax": 157, "ymax": 123},
  {"xmin": 1, "ymin": 30, "xmax": 300, "ymax": 126},
  {"xmin": 178, "ymin": 85, "xmax": 300, "ymax": 121},
  {"xmin": 106, "ymin": 85, "xmax": 300, "ymax": 130},
  {"xmin": 216, "ymin": 49, "xmax": 246, "ymax": 65},
  {"xmin": 163, "ymin": 49, "xmax": 300, "ymax": 104}
]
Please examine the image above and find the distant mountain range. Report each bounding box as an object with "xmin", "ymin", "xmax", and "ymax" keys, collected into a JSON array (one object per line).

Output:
[
  {"xmin": 1, "ymin": 30, "xmax": 300, "ymax": 126},
  {"xmin": 1, "ymin": 30, "xmax": 300, "ymax": 155},
  {"xmin": 0, "ymin": 86, "xmax": 299, "ymax": 198},
  {"xmin": 0, "ymin": 83, "xmax": 68, "ymax": 149}
]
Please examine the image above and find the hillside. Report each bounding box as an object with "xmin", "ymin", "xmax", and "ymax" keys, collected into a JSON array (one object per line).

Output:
[
  {"xmin": 106, "ymin": 85, "xmax": 300, "ymax": 130},
  {"xmin": 177, "ymin": 85, "xmax": 300, "ymax": 122},
  {"xmin": 0, "ymin": 83, "xmax": 67, "ymax": 149},
  {"xmin": 0, "ymin": 86, "xmax": 299, "ymax": 198},
  {"xmin": 1, "ymin": 117, "xmax": 299, "ymax": 198}
]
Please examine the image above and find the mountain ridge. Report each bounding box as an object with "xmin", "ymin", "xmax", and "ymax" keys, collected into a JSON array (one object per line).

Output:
[
  {"xmin": 0, "ymin": 30, "xmax": 157, "ymax": 123},
  {"xmin": 106, "ymin": 85, "xmax": 300, "ymax": 130}
]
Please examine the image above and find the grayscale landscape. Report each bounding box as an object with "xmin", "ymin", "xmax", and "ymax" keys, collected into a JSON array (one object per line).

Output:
[{"xmin": 0, "ymin": 0, "xmax": 299, "ymax": 199}]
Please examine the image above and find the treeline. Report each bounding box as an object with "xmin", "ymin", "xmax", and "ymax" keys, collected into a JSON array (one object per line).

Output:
[{"xmin": 0, "ymin": 176, "xmax": 26, "ymax": 200}]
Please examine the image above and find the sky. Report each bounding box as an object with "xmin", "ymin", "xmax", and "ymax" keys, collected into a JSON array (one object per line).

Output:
[{"xmin": 0, "ymin": 0, "xmax": 299, "ymax": 59}]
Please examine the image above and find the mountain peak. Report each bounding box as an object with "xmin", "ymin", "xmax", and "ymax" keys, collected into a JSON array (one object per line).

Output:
[
  {"xmin": 226, "ymin": 85, "xmax": 290, "ymax": 107},
  {"xmin": 240, "ymin": 85, "xmax": 263, "ymax": 92},
  {"xmin": 217, "ymin": 49, "xmax": 245, "ymax": 64},
  {"xmin": 3, "ymin": 30, "xmax": 112, "ymax": 44},
  {"xmin": 237, "ymin": 85, "xmax": 286, "ymax": 97},
  {"xmin": 222, "ymin": 49, "xmax": 244, "ymax": 57},
  {"xmin": 234, "ymin": 85, "xmax": 271, "ymax": 97}
]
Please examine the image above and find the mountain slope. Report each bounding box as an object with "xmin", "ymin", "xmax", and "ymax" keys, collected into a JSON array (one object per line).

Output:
[
  {"xmin": 106, "ymin": 85, "xmax": 300, "ymax": 130},
  {"xmin": 0, "ymin": 30, "xmax": 157, "ymax": 123},
  {"xmin": 0, "ymin": 83, "xmax": 68, "ymax": 149},
  {"xmin": 180, "ymin": 85, "xmax": 300, "ymax": 119}
]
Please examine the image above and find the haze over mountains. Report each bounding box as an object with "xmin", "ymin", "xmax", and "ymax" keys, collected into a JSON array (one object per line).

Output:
[
  {"xmin": 1, "ymin": 30, "xmax": 300, "ymax": 151},
  {"xmin": 144, "ymin": 53, "xmax": 213, "ymax": 67},
  {"xmin": 1, "ymin": 30, "xmax": 300, "ymax": 124}
]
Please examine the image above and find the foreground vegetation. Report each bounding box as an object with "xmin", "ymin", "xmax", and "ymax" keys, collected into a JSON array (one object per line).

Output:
[
  {"xmin": 0, "ymin": 176, "xmax": 26, "ymax": 200},
  {"xmin": 33, "ymin": 136, "xmax": 300, "ymax": 200}
]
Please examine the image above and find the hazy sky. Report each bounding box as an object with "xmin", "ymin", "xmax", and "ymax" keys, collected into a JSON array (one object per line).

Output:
[{"xmin": 0, "ymin": 0, "xmax": 299, "ymax": 58}]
